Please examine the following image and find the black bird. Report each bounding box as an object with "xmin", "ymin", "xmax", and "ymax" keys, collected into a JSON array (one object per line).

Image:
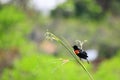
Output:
[{"xmin": 73, "ymin": 45, "xmax": 89, "ymax": 63}]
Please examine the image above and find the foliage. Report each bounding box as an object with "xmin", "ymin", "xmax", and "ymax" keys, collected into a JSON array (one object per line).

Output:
[
  {"xmin": 1, "ymin": 50, "xmax": 120, "ymax": 80},
  {"xmin": 51, "ymin": 0, "xmax": 120, "ymax": 20},
  {"xmin": 0, "ymin": 5, "xmax": 31, "ymax": 49},
  {"xmin": 1, "ymin": 53, "xmax": 92, "ymax": 80},
  {"xmin": 95, "ymin": 51, "xmax": 120, "ymax": 80},
  {"xmin": 51, "ymin": 0, "xmax": 103, "ymax": 19}
]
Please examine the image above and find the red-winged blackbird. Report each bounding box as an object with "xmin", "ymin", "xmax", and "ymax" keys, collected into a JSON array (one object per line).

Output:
[{"xmin": 73, "ymin": 45, "xmax": 89, "ymax": 63}]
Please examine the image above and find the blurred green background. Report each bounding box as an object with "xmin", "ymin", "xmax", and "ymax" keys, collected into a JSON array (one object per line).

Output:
[{"xmin": 0, "ymin": 0, "xmax": 120, "ymax": 80}]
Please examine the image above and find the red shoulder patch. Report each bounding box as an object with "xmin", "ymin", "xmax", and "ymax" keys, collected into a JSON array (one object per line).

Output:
[{"xmin": 74, "ymin": 50, "xmax": 80, "ymax": 54}]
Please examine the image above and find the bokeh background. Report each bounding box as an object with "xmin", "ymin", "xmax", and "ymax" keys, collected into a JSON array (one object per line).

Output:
[{"xmin": 0, "ymin": 0, "xmax": 120, "ymax": 80}]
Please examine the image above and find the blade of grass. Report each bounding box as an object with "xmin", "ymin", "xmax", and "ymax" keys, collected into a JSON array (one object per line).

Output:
[
  {"xmin": 59, "ymin": 37, "xmax": 94, "ymax": 80},
  {"xmin": 45, "ymin": 31, "xmax": 94, "ymax": 80}
]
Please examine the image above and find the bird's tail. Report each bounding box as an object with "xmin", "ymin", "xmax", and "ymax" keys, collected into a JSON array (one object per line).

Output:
[{"xmin": 86, "ymin": 59, "xmax": 89, "ymax": 64}]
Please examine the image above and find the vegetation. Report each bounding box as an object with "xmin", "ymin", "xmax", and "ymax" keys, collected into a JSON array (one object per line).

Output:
[{"xmin": 0, "ymin": 0, "xmax": 120, "ymax": 80}]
